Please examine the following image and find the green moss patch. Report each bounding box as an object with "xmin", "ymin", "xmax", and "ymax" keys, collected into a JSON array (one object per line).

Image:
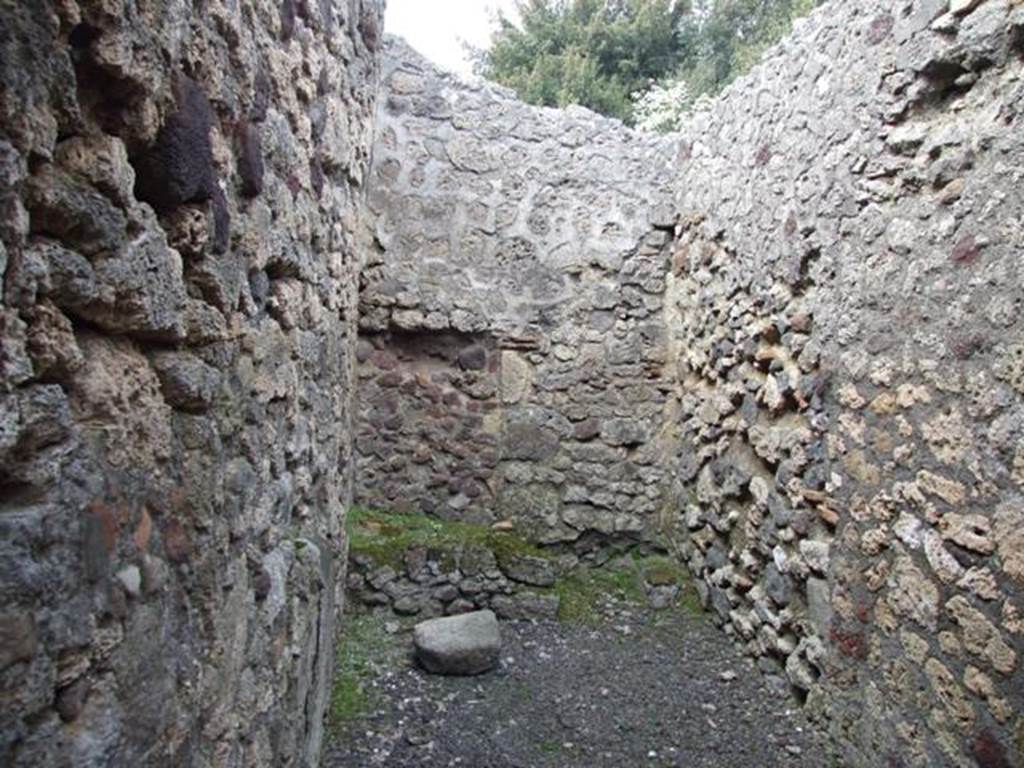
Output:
[
  {"xmin": 346, "ymin": 507, "xmax": 703, "ymax": 626},
  {"xmin": 554, "ymin": 553, "xmax": 703, "ymax": 624},
  {"xmin": 554, "ymin": 565, "xmax": 643, "ymax": 624},
  {"xmin": 634, "ymin": 553, "xmax": 704, "ymax": 616},
  {"xmin": 327, "ymin": 612, "xmax": 401, "ymax": 737},
  {"xmin": 537, "ymin": 739, "xmax": 562, "ymax": 754},
  {"xmin": 347, "ymin": 506, "xmax": 554, "ymax": 570}
]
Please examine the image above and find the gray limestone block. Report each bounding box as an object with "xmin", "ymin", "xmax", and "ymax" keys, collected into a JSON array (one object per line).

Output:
[
  {"xmin": 646, "ymin": 584, "xmax": 679, "ymax": 610},
  {"xmin": 0, "ymin": 610, "xmax": 37, "ymax": 671},
  {"xmin": 497, "ymin": 553, "xmax": 556, "ymax": 587},
  {"xmin": 491, "ymin": 592, "xmax": 560, "ymax": 621},
  {"xmin": 445, "ymin": 598, "xmax": 478, "ymax": 615},
  {"xmin": 600, "ymin": 418, "xmax": 649, "ymax": 447},
  {"xmin": 764, "ymin": 564, "xmax": 791, "ymax": 607},
  {"xmin": 805, "ymin": 577, "xmax": 832, "ymax": 637},
  {"xmin": 394, "ymin": 594, "xmax": 424, "ymax": 615},
  {"xmin": 413, "ymin": 609, "xmax": 501, "ymax": 676}
]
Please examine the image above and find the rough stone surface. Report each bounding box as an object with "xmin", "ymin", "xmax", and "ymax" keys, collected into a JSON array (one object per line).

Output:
[
  {"xmin": 666, "ymin": 4, "xmax": 1024, "ymax": 766},
  {"xmin": 413, "ymin": 610, "xmax": 502, "ymax": 676},
  {"xmin": 4, "ymin": 0, "xmax": 1023, "ymax": 766},
  {"xmin": 357, "ymin": 39, "xmax": 678, "ymax": 552},
  {"xmin": 347, "ymin": 539, "xmax": 565, "ymax": 620},
  {"xmin": 358, "ymin": 5, "xmax": 1024, "ymax": 766},
  {"xmin": 0, "ymin": 1, "xmax": 383, "ymax": 766}
]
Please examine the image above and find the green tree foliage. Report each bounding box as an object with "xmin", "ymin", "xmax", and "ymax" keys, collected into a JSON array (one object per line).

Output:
[
  {"xmin": 675, "ymin": 0, "xmax": 821, "ymax": 101},
  {"xmin": 477, "ymin": 0, "xmax": 822, "ymax": 128},
  {"xmin": 477, "ymin": 0, "xmax": 687, "ymax": 123}
]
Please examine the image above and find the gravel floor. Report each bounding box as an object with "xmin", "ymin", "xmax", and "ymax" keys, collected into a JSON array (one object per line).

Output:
[{"xmin": 322, "ymin": 604, "xmax": 831, "ymax": 768}]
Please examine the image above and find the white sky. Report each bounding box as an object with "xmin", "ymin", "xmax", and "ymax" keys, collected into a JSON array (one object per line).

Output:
[{"xmin": 384, "ymin": 0, "xmax": 521, "ymax": 77}]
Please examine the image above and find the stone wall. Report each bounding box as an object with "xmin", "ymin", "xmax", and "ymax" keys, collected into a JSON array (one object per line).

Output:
[
  {"xmin": 357, "ymin": 40, "xmax": 683, "ymax": 550},
  {"xmin": 360, "ymin": 4, "xmax": 1024, "ymax": 766},
  {"xmin": 668, "ymin": 2, "xmax": 1024, "ymax": 766},
  {"xmin": 3, "ymin": 0, "xmax": 1022, "ymax": 765},
  {"xmin": 355, "ymin": 329, "xmax": 504, "ymax": 525},
  {"xmin": 0, "ymin": 1, "xmax": 381, "ymax": 765}
]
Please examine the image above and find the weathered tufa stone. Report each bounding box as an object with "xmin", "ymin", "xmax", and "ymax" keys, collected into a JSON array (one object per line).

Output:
[
  {"xmin": 150, "ymin": 351, "xmax": 222, "ymax": 412},
  {"xmin": 413, "ymin": 609, "xmax": 501, "ymax": 675},
  {"xmin": 162, "ymin": 519, "xmax": 192, "ymax": 563},
  {"xmin": 55, "ymin": 134, "xmax": 136, "ymax": 207}
]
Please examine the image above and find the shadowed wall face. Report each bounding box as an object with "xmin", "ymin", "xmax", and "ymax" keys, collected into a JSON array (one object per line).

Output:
[{"xmin": 0, "ymin": 1, "xmax": 382, "ymax": 765}]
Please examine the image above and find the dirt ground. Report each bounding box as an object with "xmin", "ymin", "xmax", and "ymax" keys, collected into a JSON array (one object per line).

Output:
[{"xmin": 322, "ymin": 596, "xmax": 831, "ymax": 768}]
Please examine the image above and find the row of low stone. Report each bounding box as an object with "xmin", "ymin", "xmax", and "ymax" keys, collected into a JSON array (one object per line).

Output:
[
  {"xmin": 346, "ymin": 538, "xmax": 567, "ymax": 621},
  {"xmin": 345, "ymin": 524, "xmax": 685, "ymax": 622}
]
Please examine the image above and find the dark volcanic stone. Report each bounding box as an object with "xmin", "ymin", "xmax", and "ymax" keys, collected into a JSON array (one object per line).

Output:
[
  {"xmin": 56, "ymin": 679, "xmax": 88, "ymax": 722},
  {"xmin": 457, "ymin": 343, "xmax": 488, "ymax": 371},
  {"xmin": 134, "ymin": 75, "xmax": 218, "ymax": 212},
  {"xmin": 150, "ymin": 351, "xmax": 221, "ymax": 412},
  {"xmin": 236, "ymin": 120, "xmax": 264, "ymax": 198},
  {"xmin": 132, "ymin": 75, "xmax": 233, "ymax": 253},
  {"xmin": 26, "ymin": 166, "xmax": 126, "ymax": 256},
  {"xmin": 280, "ymin": 0, "xmax": 296, "ymax": 41}
]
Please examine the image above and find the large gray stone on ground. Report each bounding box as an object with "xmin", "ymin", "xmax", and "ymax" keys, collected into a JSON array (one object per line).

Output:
[{"xmin": 413, "ymin": 609, "xmax": 501, "ymax": 676}]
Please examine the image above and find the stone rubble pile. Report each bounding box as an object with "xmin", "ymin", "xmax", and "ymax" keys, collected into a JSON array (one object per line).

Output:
[{"xmin": 347, "ymin": 543, "xmax": 562, "ymax": 622}]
